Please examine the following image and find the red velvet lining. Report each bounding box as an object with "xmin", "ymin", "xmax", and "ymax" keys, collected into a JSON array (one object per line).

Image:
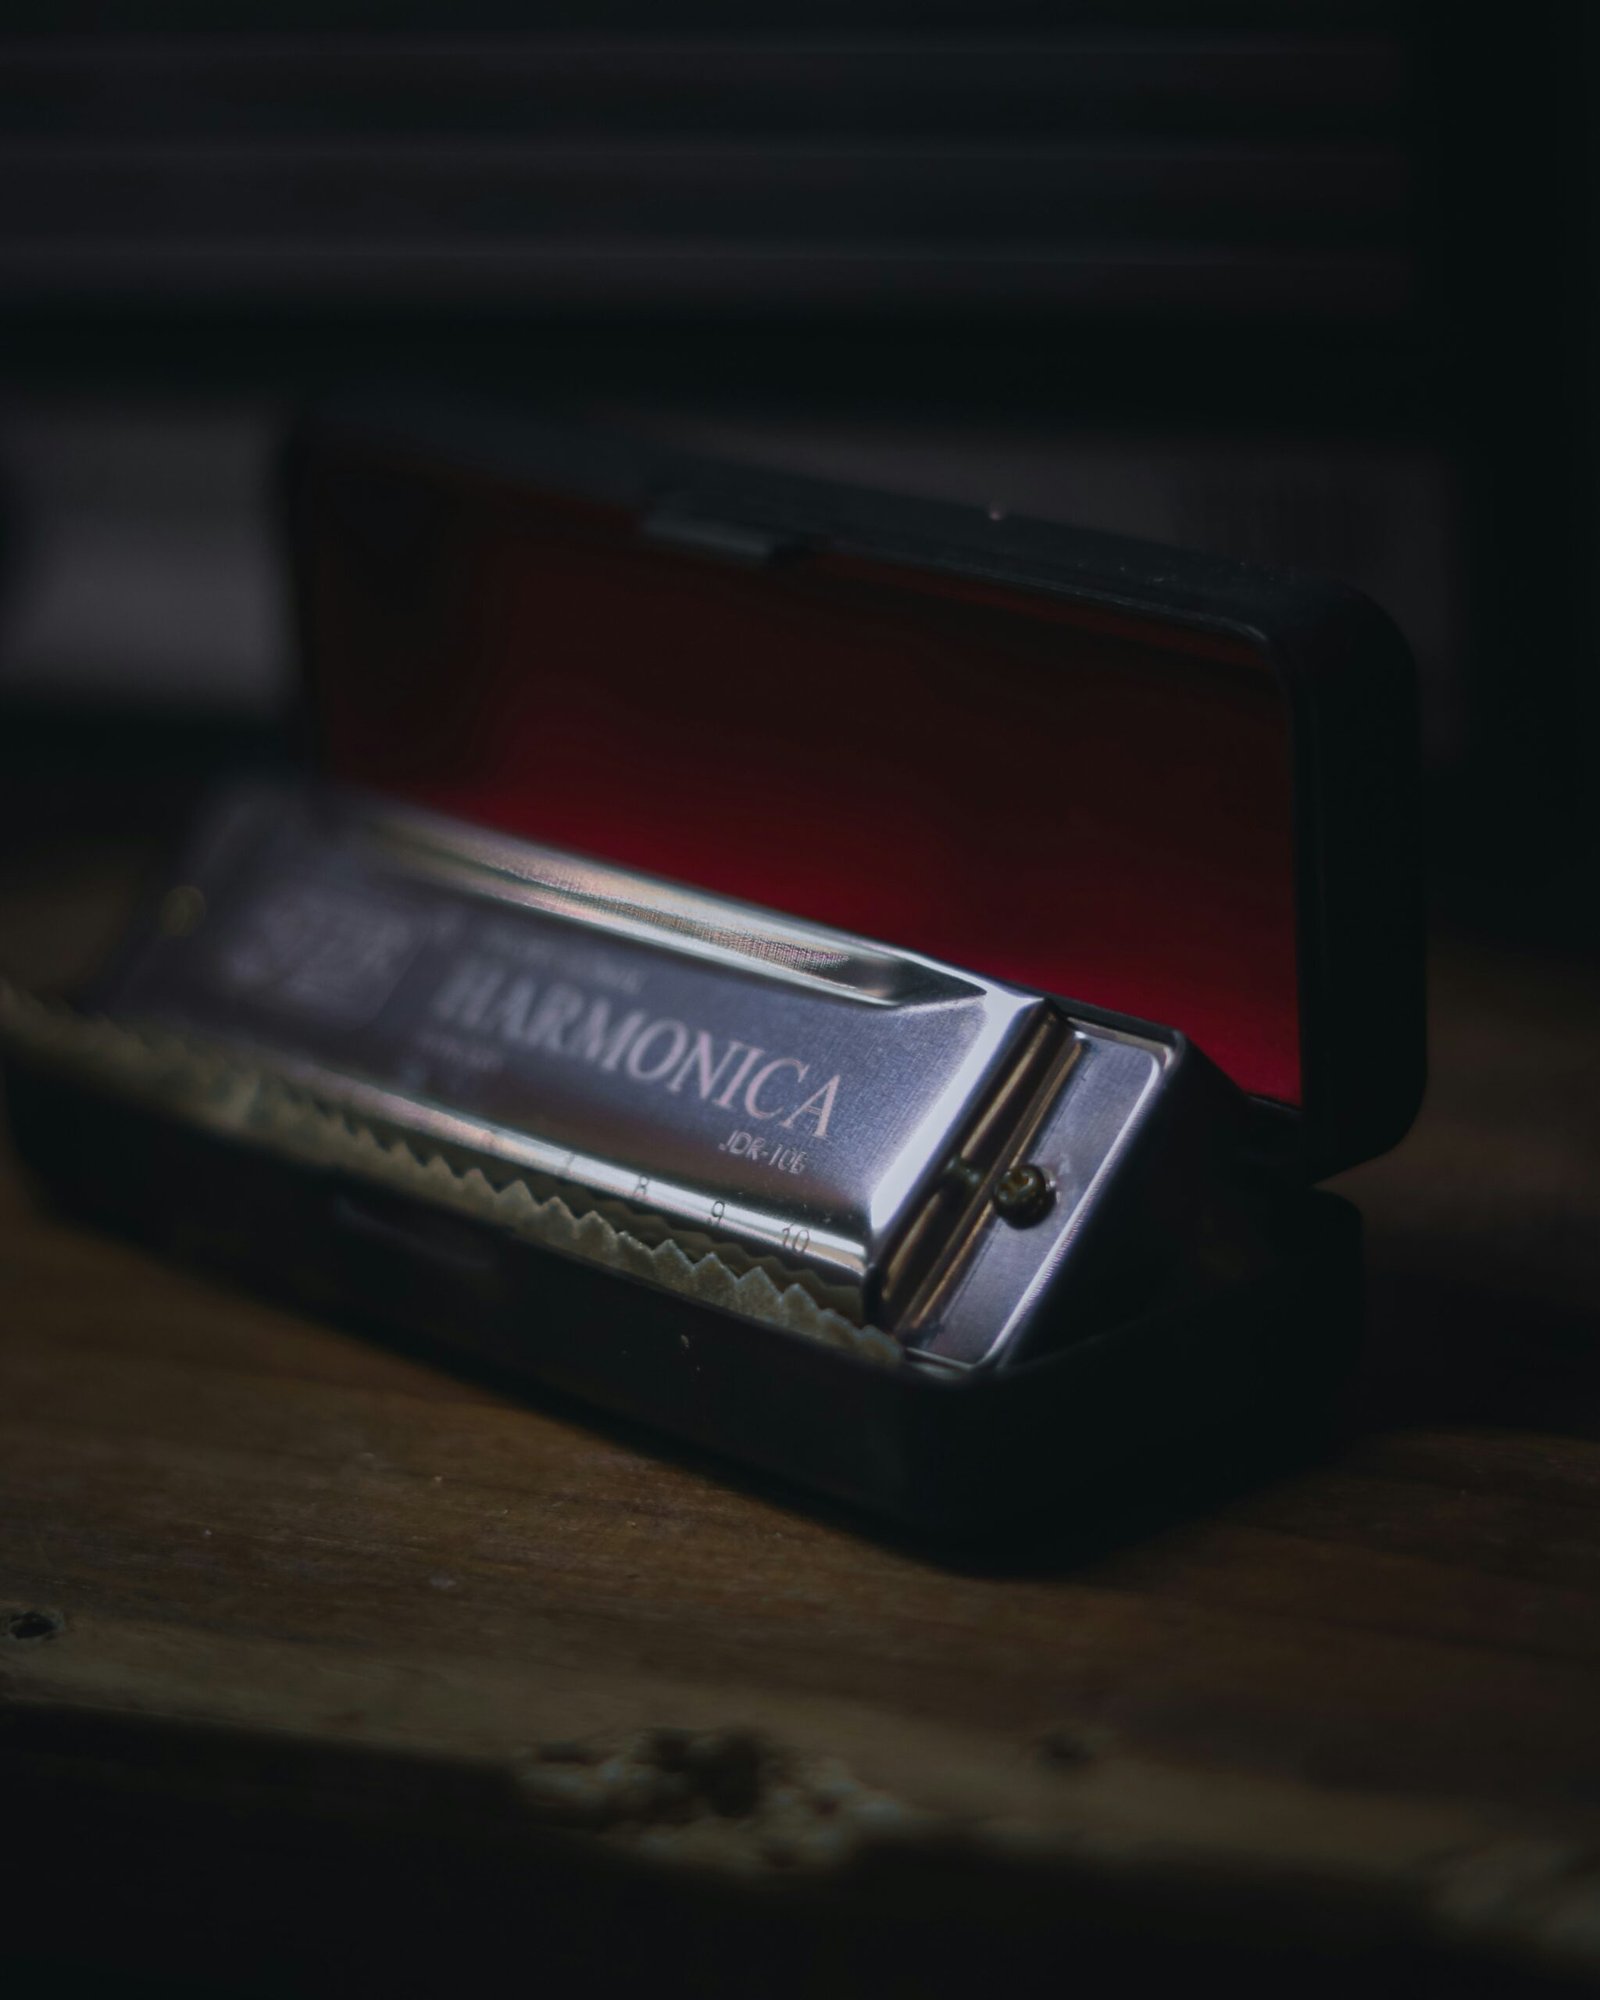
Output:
[{"xmin": 308, "ymin": 468, "xmax": 1300, "ymax": 1104}]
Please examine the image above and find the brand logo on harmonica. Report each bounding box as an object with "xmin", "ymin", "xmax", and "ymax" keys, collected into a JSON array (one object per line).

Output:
[{"xmin": 430, "ymin": 956, "xmax": 842, "ymax": 1139}]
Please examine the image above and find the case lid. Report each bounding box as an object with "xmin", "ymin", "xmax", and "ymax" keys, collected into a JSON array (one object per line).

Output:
[{"xmin": 288, "ymin": 392, "xmax": 1424, "ymax": 1182}]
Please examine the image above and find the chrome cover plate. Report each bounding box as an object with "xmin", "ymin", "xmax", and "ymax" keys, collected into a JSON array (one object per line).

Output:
[{"xmin": 105, "ymin": 787, "xmax": 1055, "ymax": 1322}]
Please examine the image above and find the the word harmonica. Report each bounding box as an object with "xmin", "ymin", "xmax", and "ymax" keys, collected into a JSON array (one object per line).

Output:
[{"xmin": 2, "ymin": 787, "xmax": 1231, "ymax": 1373}]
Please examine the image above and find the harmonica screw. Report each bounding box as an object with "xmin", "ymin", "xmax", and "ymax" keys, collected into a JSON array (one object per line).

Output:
[{"xmin": 993, "ymin": 1163, "xmax": 1054, "ymax": 1228}]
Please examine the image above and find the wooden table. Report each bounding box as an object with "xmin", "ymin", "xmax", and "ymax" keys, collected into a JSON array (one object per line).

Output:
[{"xmin": 4, "ymin": 841, "xmax": 1600, "ymax": 1995}]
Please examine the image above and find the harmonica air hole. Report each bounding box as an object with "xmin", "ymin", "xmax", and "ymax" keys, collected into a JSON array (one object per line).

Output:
[{"xmin": 334, "ymin": 1192, "xmax": 497, "ymax": 1273}]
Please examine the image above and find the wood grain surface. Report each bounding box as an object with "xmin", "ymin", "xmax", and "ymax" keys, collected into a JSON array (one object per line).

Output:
[{"xmin": 4, "ymin": 840, "xmax": 1600, "ymax": 1996}]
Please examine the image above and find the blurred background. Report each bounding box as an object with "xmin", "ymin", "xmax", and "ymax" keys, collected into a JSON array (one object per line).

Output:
[
  {"xmin": 0, "ymin": 2, "xmax": 1595, "ymax": 951},
  {"xmin": 5, "ymin": 19, "xmax": 1600, "ymax": 1994}
]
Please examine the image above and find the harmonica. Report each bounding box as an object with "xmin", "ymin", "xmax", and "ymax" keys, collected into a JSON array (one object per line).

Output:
[
  {"xmin": 0, "ymin": 387, "xmax": 1425, "ymax": 1534},
  {"xmin": 1, "ymin": 785, "xmax": 1231, "ymax": 1373}
]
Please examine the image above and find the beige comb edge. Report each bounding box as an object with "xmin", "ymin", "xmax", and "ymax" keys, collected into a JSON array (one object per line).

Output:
[{"xmin": 0, "ymin": 982, "xmax": 900, "ymax": 1369}]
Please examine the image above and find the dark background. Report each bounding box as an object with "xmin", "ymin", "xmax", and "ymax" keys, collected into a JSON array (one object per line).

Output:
[
  {"xmin": 0, "ymin": 2, "xmax": 1595, "ymax": 957},
  {"xmin": 3, "ymin": 16, "xmax": 1600, "ymax": 1998}
]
